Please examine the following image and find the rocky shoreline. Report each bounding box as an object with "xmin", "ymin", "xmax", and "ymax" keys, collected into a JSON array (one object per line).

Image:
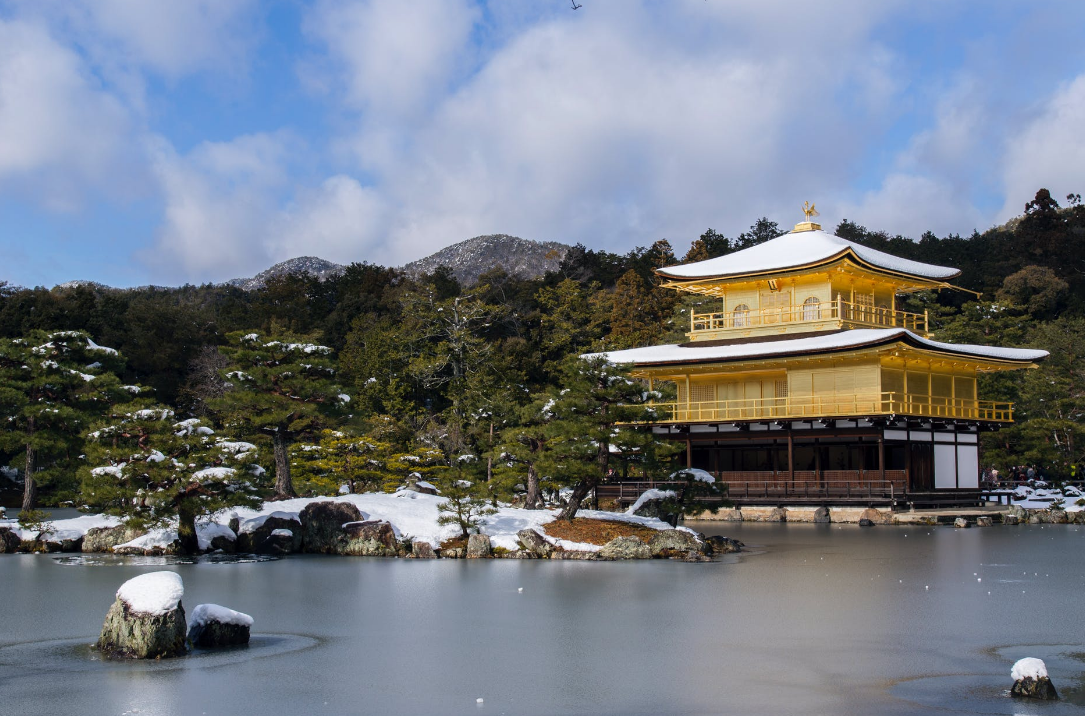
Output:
[{"xmin": 0, "ymin": 500, "xmax": 743, "ymax": 561}]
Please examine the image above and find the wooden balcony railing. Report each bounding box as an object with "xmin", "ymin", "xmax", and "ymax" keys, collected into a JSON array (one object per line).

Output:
[
  {"xmin": 647, "ymin": 392, "xmax": 1013, "ymax": 423},
  {"xmin": 690, "ymin": 297, "xmax": 927, "ymax": 334}
]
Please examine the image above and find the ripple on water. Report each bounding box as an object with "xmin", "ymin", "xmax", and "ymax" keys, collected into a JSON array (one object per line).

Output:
[
  {"xmin": 891, "ymin": 645, "xmax": 1085, "ymax": 714},
  {"xmin": 0, "ymin": 634, "xmax": 319, "ymax": 674},
  {"xmin": 51, "ymin": 553, "xmax": 281, "ymax": 566}
]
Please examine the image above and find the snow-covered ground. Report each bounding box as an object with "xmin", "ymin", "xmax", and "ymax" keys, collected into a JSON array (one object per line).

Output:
[
  {"xmin": 1001, "ymin": 483, "xmax": 1085, "ymax": 512},
  {"xmin": 0, "ymin": 490, "xmax": 692, "ymax": 554}
]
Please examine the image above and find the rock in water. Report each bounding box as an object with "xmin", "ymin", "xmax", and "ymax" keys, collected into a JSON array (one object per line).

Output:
[
  {"xmin": 953, "ymin": 517, "xmax": 970, "ymax": 528},
  {"xmin": 97, "ymin": 572, "xmax": 187, "ymax": 659},
  {"xmin": 82, "ymin": 525, "xmax": 147, "ymax": 553},
  {"xmin": 1011, "ymin": 658, "xmax": 1058, "ymax": 700},
  {"xmin": 0, "ymin": 527, "xmax": 21, "ymax": 553},
  {"xmin": 466, "ymin": 534, "xmax": 492, "ymax": 559},
  {"xmin": 975, "ymin": 516, "xmax": 993, "ymax": 527},
  {"xmin": 859, "ymin": 518, "xmax": 875, "ymax": 527},
  {"xmin": 597, "ymin": 536, "xmax": 651, "ymax": 560},
  {"xmin": 237, "ymin": 512, "xmax": 303, "ymax": 554},
  {"xmin": 516, "ymin": 529, "xmax": 553, "ymax": 558},
  {"xmin": 647, "ymin": 529, "xmax": 702, "ymax": 557},
  {"xmin": 704, "ymin": 535, "xmax": 743, "ymax": 554},
  {"xmin": 813, "ymin": 506, "xmax": 831, "ymax": 524},
  {"xmin": 409, "ymin": 540, "xmax": 437, "ymax": 559},
  {"xmin": 299, "ymin": 501, "xmax": 363, "ymax": 553},
  {"xmin": 187, "ymin": 604, "xmax": 252, "ymax": 648},
  {"xmin": 338, "ymin": 520, "xmax": 397, "ymax": 556}
]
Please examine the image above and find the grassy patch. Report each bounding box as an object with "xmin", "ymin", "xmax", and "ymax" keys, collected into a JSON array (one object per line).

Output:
[
  {"xmin": 543, "ymin": 518, "xmax": 659, "ymax": 546},
  {"xmin": 439, "ymin": 535, "xmax": 468, "ymax": 551}
]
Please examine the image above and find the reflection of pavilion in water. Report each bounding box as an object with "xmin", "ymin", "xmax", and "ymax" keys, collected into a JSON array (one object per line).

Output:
[{"xmin": 597, "ymin": 206, "xmax": 1048, "ymax": 507}]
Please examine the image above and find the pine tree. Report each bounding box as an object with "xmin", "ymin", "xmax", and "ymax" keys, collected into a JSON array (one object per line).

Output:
[
  {"xmin": 655, "ymin": 469, "xmax": 729, "ymax": 527},
  {"xmin": 546, "ymin": 355, "xmax": 679, "ymax": 520},
  {"xmin": 212, "ymin": 332, "xmax": 349, "ymax": 498},
  {"xmin": 292, "ymin": 429, "xmax": 397, "ymax": 495},
  {"xmin": 493, "ymin": 396, "xmax": 556, "ymax": 509},
  {"xmin": 436, "ymin": 464, "xmax": 497, "ymax": 539},
  {"xmin": 0, "ymin": 330, "xmax": 129, "ymax": 511},
  {"xmin": 82, "ymin": 406, "xmax": 264, "ymax": 554}
]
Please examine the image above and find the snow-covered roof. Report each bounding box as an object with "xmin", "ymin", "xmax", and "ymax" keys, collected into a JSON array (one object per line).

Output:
[
  {"xmin": 657, "ymin": 229, "xmax": 960, "ymax": 281},
  {"xmin": 591, "ymin": 329, "xmax": 1048, "ymax": 367}
]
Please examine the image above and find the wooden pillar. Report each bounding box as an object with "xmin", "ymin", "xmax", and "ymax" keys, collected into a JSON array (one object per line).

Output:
[
  {"xmin": 788, "ymin": 431, "xmax": 794, "ymax": 483},
  {"xmin": 685, "ymin": 374, "xmax": 691, "ymax": 420},
  {"xmin": 878, "ymin": 435, "xmax": 885, "ymax": 482},
  {"xmin": 814, "ymin": 438, "xmax": 821, "ymax": 484},
  {"xmin": 686, "ymin": 438, "xmax": 692, "ymax": 469}
]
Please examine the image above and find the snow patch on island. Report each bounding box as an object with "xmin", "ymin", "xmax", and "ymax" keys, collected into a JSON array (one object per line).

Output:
[{"xmin": 117, "ymin": 571, "xmax": 183, "ymax": 615}]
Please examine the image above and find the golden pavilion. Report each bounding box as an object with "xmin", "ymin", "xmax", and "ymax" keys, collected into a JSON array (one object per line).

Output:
[{"xmin": 600, "ymin": 206, "xmax": 1048, "ymax": 506}]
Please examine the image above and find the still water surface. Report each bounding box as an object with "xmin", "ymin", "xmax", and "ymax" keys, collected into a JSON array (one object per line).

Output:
[{"xmin": 2, "ymin": 522, "xmax": 1085, "ymax": 715}]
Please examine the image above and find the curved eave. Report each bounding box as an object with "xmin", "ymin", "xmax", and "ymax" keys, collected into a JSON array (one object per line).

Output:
[
  {"xmin": 600, "ymin": 332, "xmax": 1045, "ymax": 372},
  {"xmin": 655, "ymin": 247, "xmax": 962, "ymax": 286}
]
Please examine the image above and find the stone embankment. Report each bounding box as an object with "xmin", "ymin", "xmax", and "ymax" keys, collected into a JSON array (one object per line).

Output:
[{"xmin": 686, "ymin": 504, "xmax": 1085, "ymax": 526}]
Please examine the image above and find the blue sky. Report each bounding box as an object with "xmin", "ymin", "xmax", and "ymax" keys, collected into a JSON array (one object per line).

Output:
[{"xmin": 1, "ymin": 0, "xmax": 1083, "ymax": 289}]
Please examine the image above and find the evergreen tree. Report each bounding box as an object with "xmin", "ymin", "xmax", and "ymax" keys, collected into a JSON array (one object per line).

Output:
[
  {"xmin": 0, "ymin": 330, "xmax": 129, "ymax": 510},
  {"xmin": 82, "ymin": 407, "xmax": 263, "ymax": 554},
  {"xmin": 212, "ymin": 332, "xmax": 349, "ymax": 498},
  {"xmin": 436, "ymin": 463, "xmax": 497, "ymax": 539},
  {"xmin": 655, "ymin": 469, "xmax": 730, "ymax": 527},
  {"xmin": 493, "ymin": 395, "xmax": 556, "ymax": 509},
  {"xmin": 292, "ymin": 429, "xmax": 397, "ymax": 495},
  {"xmin": 547, "ymin": 355, "xmax": 680, "ymax": 520}
]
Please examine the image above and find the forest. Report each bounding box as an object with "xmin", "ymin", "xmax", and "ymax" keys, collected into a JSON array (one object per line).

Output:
[{"xmin": 1, "ymin": 188, "xmax": 1083, "ymax": 531}]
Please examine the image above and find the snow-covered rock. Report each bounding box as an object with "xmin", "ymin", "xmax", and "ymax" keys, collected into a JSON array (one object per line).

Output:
[
  {"xmin": 97, "ymin": 572, "xmax": 187, "ymax": 659},
  {"xmin": 188, "ymin": 603, "xmax": 252, "ymax": 648},
  {"xmin": 1011, "ymin": 657, "xmax": 1058, "ymax": 700},
  {"xmin": 647, "ymin": 529, "xmax": 703, "ymax": 557}
]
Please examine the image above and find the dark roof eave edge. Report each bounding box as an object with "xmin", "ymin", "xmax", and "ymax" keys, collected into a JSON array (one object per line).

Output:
[{"xmin": 613, "ymin": 334, "xmax": 1044, "ymax": 370}]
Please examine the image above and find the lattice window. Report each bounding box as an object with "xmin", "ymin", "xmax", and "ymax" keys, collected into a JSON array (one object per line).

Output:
[
  {"xmin": 733, "ymin": 304, "xmax": 750, "ymax": 327},
  {"xmin": 775, "ymin": 380, "xmax": 788, "ymax": 398},
  {"xmin": 802, "ymin": 296, "xmax": 820, "ymax": 321}
]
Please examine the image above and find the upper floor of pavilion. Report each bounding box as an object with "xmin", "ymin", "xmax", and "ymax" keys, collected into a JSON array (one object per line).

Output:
[{"xmin": 656, "ymin": 207, "xmax": 964, "ymax": 341}]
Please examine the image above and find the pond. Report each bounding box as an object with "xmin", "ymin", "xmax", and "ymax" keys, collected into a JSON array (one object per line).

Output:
[{"xmin": 2, "ymin": 522, "xmax": 1085, "ymax": 715}]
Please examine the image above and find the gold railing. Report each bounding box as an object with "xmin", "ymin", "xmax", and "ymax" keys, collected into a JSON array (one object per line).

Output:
[
  {"xmin": 690, "ymin": 298, "xmax": 927, "ymax": 333},
  {"xmin": 648, "ymin": 392, "xmax": 1013, "ymax": 423}
]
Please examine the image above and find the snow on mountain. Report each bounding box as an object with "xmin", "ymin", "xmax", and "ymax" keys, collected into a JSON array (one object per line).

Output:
[
  {"xmin": 225, "ymin": 256, "xmax": 347, "ymax": 291},
  {"xmin": 402, "ymin": 234, "xmax": 569, "ymax": 285},
  {"xmin": 49, "ymin": 235, "xmax": 570, "ymax": 292}
]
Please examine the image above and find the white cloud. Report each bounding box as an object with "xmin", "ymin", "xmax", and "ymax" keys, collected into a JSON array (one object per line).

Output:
[
  {"xmin": 144, "ymin": 133, "xmax": 391, "ymax": 283},
  {"xmin": 270, "ymin": 175, "xmax": 388, "ymax": 265},
  {"xmin": 306, "ymin": 0, "xmax": 479, "ymax": 119},
  {"xmin": 349, "ymin": 3, "xmax": 902, "ymax": 262},
  {"xmin": 999, "ymin": 74, "xmax": 1085, "ymax": 221},
  {"xmin": 0, "ymin": 18, "xmax": 144, "ymax": 210},
  {"xmin": 47, "ymin": 0, "xmax": 257, "ymax": 80},
  {"xmin": 836, "ymin": 173, "xmax": 984, "ymax": 240},
  {"xmin": 144, "ymin": 133, "xmax": 293, "ymax": 282}
]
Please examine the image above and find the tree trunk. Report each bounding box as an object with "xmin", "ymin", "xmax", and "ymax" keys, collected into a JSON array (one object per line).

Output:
[
  {"xmin": 21, "ymin": 440, "xmax": 36, "ymax": 512},
  {"xmin": 273, "ymin": 432, "xmax": 295, "ymax": 498},
  {"xmin": 558, "ymin": 478, "xmax": 595, "ymax": 521},
  {"xmin": 525, "ymin": 463, "xmax": 541, "ymax": 509},
  {"xmin": 177, "ymin": 497, "xmax": 199, "ymax": 555}
]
